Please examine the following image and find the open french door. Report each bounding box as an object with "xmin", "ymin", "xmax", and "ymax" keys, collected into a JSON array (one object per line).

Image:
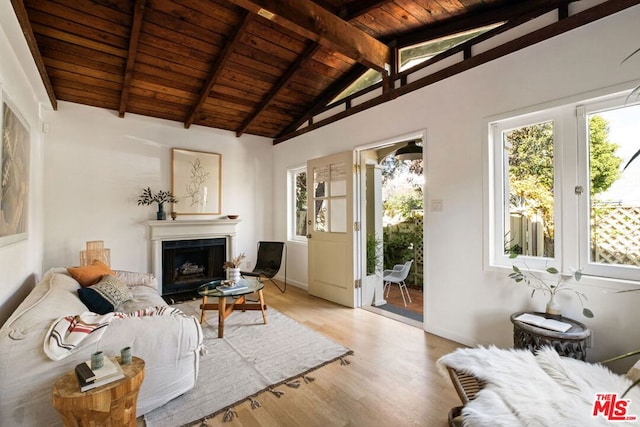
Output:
[{"xmin": 307, "ymin": 151, "xmax": 358, "ymax": 307}]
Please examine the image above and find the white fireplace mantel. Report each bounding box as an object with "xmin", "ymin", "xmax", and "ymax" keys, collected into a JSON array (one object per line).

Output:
[{"xmin": 147, "ymin": 219, "xmax": 240, "ymax": 294}]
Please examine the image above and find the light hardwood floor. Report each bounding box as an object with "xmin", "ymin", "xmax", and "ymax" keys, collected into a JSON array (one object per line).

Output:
[{"xmin": 140, "ymin": 283, "xmax": 463, "ymax": 426}]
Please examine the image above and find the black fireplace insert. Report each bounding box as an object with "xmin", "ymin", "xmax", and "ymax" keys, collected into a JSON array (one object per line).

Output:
[{"xmin": 161, "ymin": 238, "xmax": 226, "ymax": 298}]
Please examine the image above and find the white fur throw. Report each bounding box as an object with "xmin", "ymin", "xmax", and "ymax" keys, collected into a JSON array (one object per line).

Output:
[{"xmin": 437, "ymin": 346, "xmax": 640, "ymax": 426}]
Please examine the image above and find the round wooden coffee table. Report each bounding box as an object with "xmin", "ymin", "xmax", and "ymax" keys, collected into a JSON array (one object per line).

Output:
[
  {"xmin": 198, "ymin": 277, "xmax": 267, "ymax": 338},
  {"xmin": 52, "ymin": 356, "xmax": 145, "ymax": 426}
]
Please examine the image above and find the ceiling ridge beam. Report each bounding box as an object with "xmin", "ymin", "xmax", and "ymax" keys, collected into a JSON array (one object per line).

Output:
[
  {"xmin": 119, "ymin": 0, "xmax": 146, "ymax": 118},
  {"xmin": 225, "ymin": 0, "xmax": 390, "ymax": 72},
  {"xmin": 184, "ymin": 11, "xmax": 252, "ymax": 129},
  {"xmin": 274, "ymin": 0, "xmax": 640, "ymax": 144},
  {"xmin": 235, "ymin": 42, "xmax": 321, "ymax": 137},
  {"xmin": 10, "ymin": 0, "xmax": 57, "ymax": 110}
]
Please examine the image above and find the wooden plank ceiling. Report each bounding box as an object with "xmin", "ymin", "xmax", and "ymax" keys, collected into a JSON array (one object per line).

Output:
[{"xmin": 9, "ymin": 0, "xmax": 621, "ymax": 141}]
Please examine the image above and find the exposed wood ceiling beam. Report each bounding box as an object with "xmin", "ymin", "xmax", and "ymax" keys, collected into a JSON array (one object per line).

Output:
[
  {"xmin": 118, "ymin": 0, "xmax": 146, "ymax": 118},
  {"xmin": 184, "ymin": 11, "xmax": 252, "ymax": 129},
  {"xmin": 339, "ymin": 0, "xmax": 395, "ymax": 20},
  {"xmin": 225, "ymin": 0, "xmax": 391, "ymax": 73},
  {"xmin": 275, "ymin": 0, "xmax": 640, "ymax": 144},
  {"xmin": 236, "ymin": 42, "xmax": 321, "ymax": 137},
  {"xmin": 10, "ymin": 0, "xmax": 57, "ymax": 109}
]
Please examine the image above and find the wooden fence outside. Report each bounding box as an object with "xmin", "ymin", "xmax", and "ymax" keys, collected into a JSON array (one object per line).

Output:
[{"xmin": 592, "ymin": 204, "xmax": 640, "ymax": 266}]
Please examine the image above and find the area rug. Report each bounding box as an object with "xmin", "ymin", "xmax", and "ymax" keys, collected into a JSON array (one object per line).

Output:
[
  {"xmin": 144, "ymin": 305, "xmax": 352, "ymax": 427},
  {"xmin": 377, "ymin": 303, "xmax": 423, "ymax": 322}
]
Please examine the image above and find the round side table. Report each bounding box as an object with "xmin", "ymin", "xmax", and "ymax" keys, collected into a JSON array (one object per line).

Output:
[
  {"xmin": 52, "ymin": 356, "xmax": 145, "ymax": 426},
  {"xmin": 510, "ymin": 312, "xmax": 592, "ymax": 361}
]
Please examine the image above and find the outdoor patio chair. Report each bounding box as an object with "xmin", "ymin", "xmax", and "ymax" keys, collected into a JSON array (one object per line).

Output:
[
  {"xmin": 382, "ymin": 260, "xmax": 413, "ymax": 306},
  {"xmin": 241, "ymin": 241, "xmax": 287, "ymax": 293}
]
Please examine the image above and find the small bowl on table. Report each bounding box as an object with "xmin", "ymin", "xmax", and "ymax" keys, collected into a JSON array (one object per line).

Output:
[{"xmin": 226, "ymin": 215, "xmax": 239, "ymax": 220}]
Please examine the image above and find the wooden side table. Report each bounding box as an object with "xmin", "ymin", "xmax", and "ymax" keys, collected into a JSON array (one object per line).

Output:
[
  {"xmin": 52, "ymin": 356, "xmax": 145, "ymax": 426},
  {"xmin": 511, "ymin": 312, "xmax": 592, "ymax": 360}
]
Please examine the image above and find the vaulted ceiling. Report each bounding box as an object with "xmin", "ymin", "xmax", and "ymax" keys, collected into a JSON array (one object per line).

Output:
[{"xmin": 10, "ymin": 0, "xmax": 639, "ymax": 143}]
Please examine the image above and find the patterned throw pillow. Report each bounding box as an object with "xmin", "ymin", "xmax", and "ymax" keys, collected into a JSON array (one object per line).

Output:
[{"xmin": 78, "ymin": 274, "xmax": 133, "ymax": 314}]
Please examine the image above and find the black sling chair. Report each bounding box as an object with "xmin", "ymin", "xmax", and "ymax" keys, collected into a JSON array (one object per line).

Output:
[{"xmin": 240, "ymin": 241, "xmax": 287, "ymax": 293}]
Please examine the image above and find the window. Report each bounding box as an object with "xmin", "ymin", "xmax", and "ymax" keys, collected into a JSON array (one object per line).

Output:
[
  {"xmin": 491, "ymin": 112, "xmax": 561, "ymax": 271},
  {"xmin": 288, "ymin": 166, "xmax": 307, "ymax": 241},
  {"xmin": 578, "ymin": 100, "xmax": 640, "ymax": 280},
  {"xmin": 490, "ymin": 94, "xmax": 640, "ymax": 282},
  {"xmin": 399, "ymin": 24, "xmax": 501, "ymax": 72}
]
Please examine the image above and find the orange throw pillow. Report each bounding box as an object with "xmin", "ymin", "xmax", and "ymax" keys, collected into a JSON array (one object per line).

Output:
[{"xmin": 67, "ymin": 260, "xmax": 115, "ymax": 287}]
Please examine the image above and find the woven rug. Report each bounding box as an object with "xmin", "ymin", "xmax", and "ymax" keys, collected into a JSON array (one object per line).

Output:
[{"xmin": 144, "ymin": 303, "xmax": 352, "ymax": 427}]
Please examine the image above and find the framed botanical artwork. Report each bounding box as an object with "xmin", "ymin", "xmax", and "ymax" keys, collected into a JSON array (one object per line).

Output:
[
  {"xmin": 172, "ymin": 148, "xmax": 221, "ymax": 215},
  {"xmin": 0, "ymin": 91, "xmax": 30, "ymax": 247}
]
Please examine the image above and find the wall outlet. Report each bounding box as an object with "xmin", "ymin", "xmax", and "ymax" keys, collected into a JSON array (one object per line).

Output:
[{"xmin": 431, "ymin": 199, "xmax": 443, "ymax": 212}]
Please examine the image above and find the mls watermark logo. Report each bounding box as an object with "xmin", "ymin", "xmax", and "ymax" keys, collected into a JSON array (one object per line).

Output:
[{"xmin": 592, "ymin": 393, "xmax": 637, "ymax": 421}]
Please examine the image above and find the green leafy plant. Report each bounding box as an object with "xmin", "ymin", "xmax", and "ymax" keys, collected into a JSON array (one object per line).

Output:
[
  {"xmin": 366, "ymin": 233, "xmax": 382, "ymax": 275},
  {"xmin": 137, "ymin": 187, "xmax": 177, "ymax": 206},
  {"xmin": 507, "ymin": 254, "xmax": 594, "ymax": 318}
]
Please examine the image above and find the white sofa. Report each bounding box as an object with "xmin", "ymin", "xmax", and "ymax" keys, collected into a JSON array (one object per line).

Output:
[{"xmin": 0, "ymin": 268, "xmax": 203, "ymax": 426}]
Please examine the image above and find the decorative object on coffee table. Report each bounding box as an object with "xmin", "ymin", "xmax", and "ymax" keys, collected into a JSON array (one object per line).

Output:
[
  {"xmin": 223, "ymin": 253, "xmax": 246, "ymax": 283},
  {"xmin": 172, "ymin": 148, "xmax": 221, "ymax": 215},
  {"xmin": 510, "ymin": 311, "xmax": 592, "ymax": 360},
  {"xmin": 52, "ymin": 356, "xmax": 145, "ymax": 427},
  {"xmin": 137, "ymin": 187, "xmax": 178, "ymax": 220}
]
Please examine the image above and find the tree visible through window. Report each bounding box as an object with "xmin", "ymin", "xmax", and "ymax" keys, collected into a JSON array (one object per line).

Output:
[{"xmin": 503, "ymin": 121, "xmax": 555, "ymax": 258}]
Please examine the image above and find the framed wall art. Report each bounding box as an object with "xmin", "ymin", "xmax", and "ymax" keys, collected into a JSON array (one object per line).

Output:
[
  {"xmin": 0, "ymin": 91, "xmax": 30, "ymax": 247},
  {"xmin": 172, "ymin": 148, "xmax": 221, "ymax": 215}
]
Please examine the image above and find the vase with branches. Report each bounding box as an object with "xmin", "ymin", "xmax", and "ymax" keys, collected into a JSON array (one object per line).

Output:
[
  {"xmin": 137, "ymin": 187, "xmax": 178, "ymax": 220},
  {"xmin": 508, "ymin": 255, "xmax": 594, "ymax": 318},
  {"xmin": 223, "ymin": 253, "xmax": 246, "ymax": 283}
]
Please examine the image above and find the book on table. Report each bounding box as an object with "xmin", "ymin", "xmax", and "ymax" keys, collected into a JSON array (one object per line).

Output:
[
  {"xmin": 75, "ymin": 356, "xmax": 125, "ymax": 392},
  {"xmin": 514, "ymin": 313, "xmax": 572, "ymax": 333},
  {"xmin": 216, "ymin": 282, "xmax": 249, "ymax": 294}
]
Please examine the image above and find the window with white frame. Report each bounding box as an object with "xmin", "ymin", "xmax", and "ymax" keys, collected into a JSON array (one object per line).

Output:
[
  {"xmin": 490, "ymin": 94, "xmax": 640, "ymax": 282},
  {"xmin": 288, "ymin": 166, "xmax": 308, "ymax": 241}
]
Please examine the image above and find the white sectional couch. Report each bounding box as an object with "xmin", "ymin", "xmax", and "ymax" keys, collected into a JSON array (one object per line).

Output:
[{"xmin": 0, "ymin": 267, "xmax": 203, "ymax": 426}]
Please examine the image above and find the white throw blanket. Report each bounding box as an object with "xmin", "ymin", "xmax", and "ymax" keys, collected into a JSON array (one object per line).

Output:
[
  {"xmin": 438, "ymin": 346, "xmax": 640, "ymax": 426},
  {"xmin": 44, "ymin": 306, "xmax": 185, "ymax": 360}
]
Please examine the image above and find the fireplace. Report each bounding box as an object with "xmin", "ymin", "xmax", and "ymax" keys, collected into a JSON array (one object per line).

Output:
[
  {"xmin": 147, "ymin": 219, "xmax": 240, "ymax": 297},
  {"xmin": 162, "ymin": 238, "xmax": 225, "ymax": 296}
]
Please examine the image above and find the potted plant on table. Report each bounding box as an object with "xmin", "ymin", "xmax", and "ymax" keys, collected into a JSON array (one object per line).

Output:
[
  {"xmin": 507, "ymin": 255, "xmax": 594, "ymax": 318},
  {"xmin": 137, "ymin": 187, "xmax": 177, "ymax": 220}
]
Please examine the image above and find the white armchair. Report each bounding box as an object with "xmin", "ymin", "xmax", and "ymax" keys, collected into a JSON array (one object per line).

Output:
[{"xmin": 382, "ymin": 260, "xmax": 413, "ymax": 306}]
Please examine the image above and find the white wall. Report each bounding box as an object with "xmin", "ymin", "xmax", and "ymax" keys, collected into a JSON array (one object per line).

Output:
[
  {"xmin": 42, "ymin": 102, "xmax": 274, "ymax": 274},
  {"xmin": 273, "ymin": 6, "xmax": 640, "ymax": 364},
  {"xmin": 0, "ymin": 1, "xmax": 47, "ymax": 326}
]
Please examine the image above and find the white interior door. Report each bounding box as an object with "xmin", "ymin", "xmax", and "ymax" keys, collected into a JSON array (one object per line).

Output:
[{"xmin": 307, "ymin": 151, "xmax": 357, "ymax": 307}]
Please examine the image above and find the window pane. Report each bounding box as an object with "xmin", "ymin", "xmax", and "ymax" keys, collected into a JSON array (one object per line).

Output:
[
  {"xmin": 503, "ymin": 121, "xmax": 554, "ymax": 258},
  {"xmin": 330, "ymin": 162, "xmax": 346, "ymax": 196},
  {"xmin": 295, "ymin": 171, "xmax": 307, "ymax": 237},
  {"xmin": 588, "ymin": 105, "xmax": 640, "ymax": 268},
  {"xmin": 315, "ymin": 199, "xmax": 327, "ymax": 232},
  {"xmin": 330, "ymin": 199, "xmax": 347, "ymax": 232},
  {"xmin": 399, "ymin": 24, "xmax": 501, "ymax": 72}
]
